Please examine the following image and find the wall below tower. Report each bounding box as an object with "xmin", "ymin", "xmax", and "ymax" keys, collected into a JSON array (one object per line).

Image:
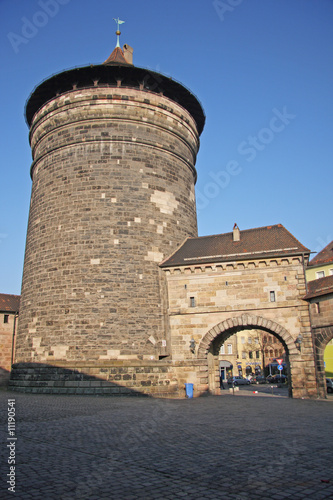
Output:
[
  {"xmin": 0, "ymin": 312, "xmax": 17, "ymax": 385},
  {"xmin": 9, "ymin": 359, "xmax": 207, "ymax": 398}
]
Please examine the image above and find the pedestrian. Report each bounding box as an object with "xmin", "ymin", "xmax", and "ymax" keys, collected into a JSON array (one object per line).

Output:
[{"xmin": 220, "ymin": 373, "xmax": 225, "ymax": 390}]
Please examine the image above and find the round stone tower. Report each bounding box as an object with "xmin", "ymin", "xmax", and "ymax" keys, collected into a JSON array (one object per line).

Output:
[{"xmin": 13, "ymin": 30, "xmax": 205, "ymax": 390}]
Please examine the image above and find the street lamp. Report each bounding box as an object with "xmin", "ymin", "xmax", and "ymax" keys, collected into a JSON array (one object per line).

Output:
[{"xmin": 295, "ymin": 334, "xmax": 303, "ymax": 352}]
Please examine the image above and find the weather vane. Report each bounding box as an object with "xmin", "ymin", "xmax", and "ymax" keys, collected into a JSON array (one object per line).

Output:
[{"xmin": 113, "ymin": 17, "xmax": 125, "ymax": 48}]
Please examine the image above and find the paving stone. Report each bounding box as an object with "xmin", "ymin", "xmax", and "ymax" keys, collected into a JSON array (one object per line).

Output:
[{"xmin": 1, "ymin": 391, "xmax": 332, "ymax": 499}]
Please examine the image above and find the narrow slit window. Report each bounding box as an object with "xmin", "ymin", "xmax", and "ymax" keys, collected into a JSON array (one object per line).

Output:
[
  {"xmin": 4, "ymin": 314, "xmax": 9, "ymax": 324},
  {"xmin": 190, "ymin": 297, "xmax": 196, "ymax": 308},
  {"xmin": 270, "ymin": 291, "xmax": 276, "ymax": 302}
]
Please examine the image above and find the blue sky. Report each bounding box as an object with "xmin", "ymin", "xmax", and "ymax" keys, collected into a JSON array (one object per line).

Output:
[{"xmin": 1, "ymin": 0, "xmax": 332, "ymax": 295}]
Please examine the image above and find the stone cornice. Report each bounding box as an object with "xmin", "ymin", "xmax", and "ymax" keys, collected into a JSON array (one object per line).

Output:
[{"xmin": 162, "ymin": 256, "xmax": 303, "ymax": 275}]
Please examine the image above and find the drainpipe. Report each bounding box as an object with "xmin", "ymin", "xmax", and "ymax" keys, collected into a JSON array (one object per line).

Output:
[{"xmin": 11, "ymin": 312, "xmax": 18, "ymax": 367}]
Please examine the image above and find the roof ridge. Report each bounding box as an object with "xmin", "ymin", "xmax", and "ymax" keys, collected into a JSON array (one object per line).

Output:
[
  {"xmin": 279, "ymin": 225, "xmax": 310, "ymax": 253},
  {"xmin": 194, "ymin": 223, "xmax": 284, "ymax": 240}
]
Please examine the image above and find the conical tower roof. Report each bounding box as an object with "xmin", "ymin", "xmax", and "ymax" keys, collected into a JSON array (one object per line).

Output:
[{"xmin": 103, "ymin": 46, "xmax": 132, "ymax": 66}]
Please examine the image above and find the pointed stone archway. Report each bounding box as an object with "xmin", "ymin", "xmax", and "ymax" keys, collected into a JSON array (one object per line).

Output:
[{"xmin": 197, "ymin": 314, "xmax": 303, "ymax": 397}]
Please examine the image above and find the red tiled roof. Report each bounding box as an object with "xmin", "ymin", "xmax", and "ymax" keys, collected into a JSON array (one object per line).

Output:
[
  {"xmin": 303, "ymin": 275, "xmax": 333, "ymax": 300},
  {"xmin": 307, "ymin": 240, "xmax": 333, "ymax": 267},
  {"xmin": 0, "ymin": 294, "xmax": 20, "ymax": 312},
  {"xmin": 160, "ymin": 224, "xmax": 310, "ymax": 268},
  {"xmin": 103, "ymin": 47, "xmax": 132, "ymax": 66}
]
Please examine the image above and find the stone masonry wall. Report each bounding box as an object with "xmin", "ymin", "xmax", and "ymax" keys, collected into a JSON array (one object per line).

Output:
[
  {"xmin": 308, "ymin": 293, "xmax": 333, "ymax": 329},
  {"xmin": 16, "ymin": 86, "xmax": 201, "ymax": 365},
  {"xmin": 9, "ymin": 360, "xmax": 207, "ymax": 398},
  {"xmin": 0, "ymin": 312, "xmax": 17, "ymax": 385},
  {"xmin": 308, "ymin": 293, "xmax": 333, "ymax": 398},
  {"xmin": 163, "ymin": 256, "xmax": 317, "ymax": 398}
]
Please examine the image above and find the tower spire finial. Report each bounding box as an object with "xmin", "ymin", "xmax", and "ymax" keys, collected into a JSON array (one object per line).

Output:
[{"xmin": 113, "ymin": 17, "xmax": 125, "ymax": 48}]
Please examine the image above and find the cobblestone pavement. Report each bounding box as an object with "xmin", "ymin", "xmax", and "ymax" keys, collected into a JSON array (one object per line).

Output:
[{"xmin": 1, "ymin": 389, "xmax": 332, "ymax": 499}]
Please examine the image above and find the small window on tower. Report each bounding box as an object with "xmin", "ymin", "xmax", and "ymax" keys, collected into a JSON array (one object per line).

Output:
[
  {"xmin": 270, "ymin": 291, "xmax": 276, "ymax": 302},
  {"xmin": 190, "ymin": 297, "xmax": 196, "ymax": 308},
  {"xmin": 4, "ymin": 314, "xmax": 9, "ymax": 324}
]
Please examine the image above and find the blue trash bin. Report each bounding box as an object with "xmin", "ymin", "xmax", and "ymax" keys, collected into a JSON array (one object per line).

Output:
[{"xmin": 185, "ymin": 383, "xmax": 193, "ymax": 398}]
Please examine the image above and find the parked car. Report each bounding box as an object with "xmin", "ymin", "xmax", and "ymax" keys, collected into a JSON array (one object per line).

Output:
[
  {"xmin": 227, "ymin": 376, "xmax": 251, "ymax": 386},
  {"xmin": 251, "ymin": 375, "xmax": 267, "ymax": 384},
  {"xmin": 267, "ymin": 374, "xmax": 288, "ymax": 384},
  {"xmin": 326, "ymin": 378, "xmax": 333, "ymax": 393}
]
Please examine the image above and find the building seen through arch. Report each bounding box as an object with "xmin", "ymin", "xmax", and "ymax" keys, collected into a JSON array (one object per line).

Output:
[{"xmin": 218, "ymin": 330, "xmax": 286, "ymax": 382}]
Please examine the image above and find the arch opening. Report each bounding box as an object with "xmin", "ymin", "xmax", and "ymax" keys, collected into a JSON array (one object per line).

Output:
[{"xmin": 200, "ymin": 316, "xmax": 294, "ymax": 397}]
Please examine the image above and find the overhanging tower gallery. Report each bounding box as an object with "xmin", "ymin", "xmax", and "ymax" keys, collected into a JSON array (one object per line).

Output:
[{"xmin": 12, "ymin": 23, "xmax": 206, "ymax": 395}]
